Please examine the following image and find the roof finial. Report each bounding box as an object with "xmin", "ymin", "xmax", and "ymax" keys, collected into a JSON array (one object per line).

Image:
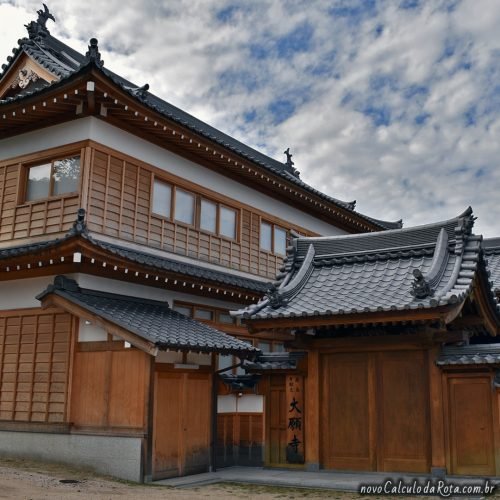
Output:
[
  {"xmin": 25, "ymin": 3, "xmax": 55, "ymax": 40},
  {"xmin": 84, "ymin": 38, "xmax": 104, "ymax": 68},
  {"xmin": 283, "ymin": 147, "xmax": 300, "ymax": 178}
]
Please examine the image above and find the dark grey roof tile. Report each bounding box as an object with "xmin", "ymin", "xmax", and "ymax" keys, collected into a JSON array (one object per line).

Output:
[
  {"xmin": 235, "ymin": 209, "xmax": 500, "ymax": 324},
  {"xmin": 37, "ymin": 276, "xmax": 258, "ymax": 356}
]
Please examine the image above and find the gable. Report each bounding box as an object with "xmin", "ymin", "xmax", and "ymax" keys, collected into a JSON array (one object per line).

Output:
[{"xmin": 0, "ymin": 52, "xmax": 56, "ymax": 100}]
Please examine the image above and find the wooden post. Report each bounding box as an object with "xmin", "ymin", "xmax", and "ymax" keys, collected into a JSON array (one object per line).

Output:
[
  {"xmin": 305, "ymin": 350, "xmax": 320, "ymax": 470},
  {"xmin": 428, "ymin": 346, "xmax": 446, "ymax": 475},
  {"xmin": 144, "ymin": 355, "xmax": 155, "ymax": 482}
]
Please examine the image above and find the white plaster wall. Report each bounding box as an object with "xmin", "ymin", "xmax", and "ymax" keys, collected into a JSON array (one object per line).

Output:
[
  {"xmin": 78, "ymin": 318, "xmax": 107, "ymax": 342},
  {"xmin": 217, "ymin": 394, "xmax": 263, "ymax": 413},
  {"xmin": 0, "ymin": 117, "xmax": 347, "ymax": 237},
  {"xmin": 0, "ymin": 273, "xmax": 245, "ymax": 317},
  {"xmin": 218, "ymin": 394, "xmax": 237, "ymax": 413},
  {"xmin": 237, "ymin": 395, "xmax": 264, "ymax": 413}
]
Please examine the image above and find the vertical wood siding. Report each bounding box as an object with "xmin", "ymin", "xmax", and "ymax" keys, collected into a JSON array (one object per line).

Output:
[{"xmin": 0, "ymin": 309, "xmax": 73, "ymax": 423}]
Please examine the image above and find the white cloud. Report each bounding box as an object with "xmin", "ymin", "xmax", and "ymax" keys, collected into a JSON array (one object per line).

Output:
[{"xmin": 0, "ymin": 0, "xmax": 498, "ymax": 236}]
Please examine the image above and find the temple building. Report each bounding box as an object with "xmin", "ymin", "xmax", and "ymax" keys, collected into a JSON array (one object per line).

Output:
[
  {"xmin": 0, "ymin": 5, "xmax": 499, "ymax": 482},
  {"xmin": 0, "ymin": 6, "xmax": 401, "ymax": 482}
]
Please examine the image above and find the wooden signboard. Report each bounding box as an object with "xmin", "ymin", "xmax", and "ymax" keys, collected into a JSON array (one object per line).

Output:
[{"xmin": 286, "ymin": 374, "xmax": 304, "ymax": 463}]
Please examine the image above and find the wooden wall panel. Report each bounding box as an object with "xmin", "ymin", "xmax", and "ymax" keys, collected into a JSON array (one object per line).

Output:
[
  {"xmin": 108, "ymin": 349, "xmax": 149, "ymax": 427},
  {"xmin": 84, "ymin": 145, "xmax": 315, "ymax": 279},
  {"xmin": 447, "ymin": 375, "xmax": 496, "ymax": 476},
  {"xmin": 70, "ymin": 351, "xmax": 107, "ymax": 426},
  {"xmin": 70, "ymin": 348, "xmax": 149, "ymax": 430},
  {"xmin": 0, "ymin": 309, "xmax": 73, "ymax": 423},
  {"xmin": 217, "ymin": 412, "xmax": 263, "ymax": 466}
]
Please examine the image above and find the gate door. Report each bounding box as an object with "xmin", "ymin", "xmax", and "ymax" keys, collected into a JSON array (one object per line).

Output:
[{"xmin": 153, "ymin": 371, "xmax": 211, "ymax": 479}]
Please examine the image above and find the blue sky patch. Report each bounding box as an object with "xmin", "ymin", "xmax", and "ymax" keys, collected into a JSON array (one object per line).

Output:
[
  {"xmin": 268, "ymin": 99, "xmax": 295, "ymax": 124},
  {"xmin": 399, "ymin": 0, "xmax": 421, "ymax": 10},
  {"xmin": 360, "ymin": 104, "xmax": 391, "ymax": 127},
  {"xmin": 329, "ymin": 0, "xmax": 377, "ymax": 24},
  {"xmin": 276, "ymin": 22, "xmax": 314, "ymax": 59}
]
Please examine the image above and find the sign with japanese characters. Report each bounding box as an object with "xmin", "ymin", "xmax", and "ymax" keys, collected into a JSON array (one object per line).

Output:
[{"xmin": 286, "ymin": 374, "xmax": 304, "ymax": 463}]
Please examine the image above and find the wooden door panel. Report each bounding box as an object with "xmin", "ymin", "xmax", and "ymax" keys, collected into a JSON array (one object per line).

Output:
[
  {"xmin": 378, "ymin": 351, "xmax": 430, "ymax": 472},
  {"xmin": 153, "ymin": 372, "xmax": 182, "ymax": 479},
  {"xmin": 153, "ymin": 371, "xmax": 212, "ymax": 479},
  {"xmin": 449, "ymin": 376, "xmax": 495, "ymax": 476},
  {"xmin": 321, "ymin": 353, "xmax": 375, "ymax": 471},
  {"xmin": 182, "ymin": 373, "xmax": 211, "ymax": 475}
]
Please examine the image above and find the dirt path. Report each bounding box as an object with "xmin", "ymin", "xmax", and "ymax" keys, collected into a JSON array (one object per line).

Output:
[
  {"xmin": 0, "ymin": 457, "xmax": 497, "ymax": 499},
  {"xmin": 0, "ymin": 457, "xmax": 359, "ymax": 499}
]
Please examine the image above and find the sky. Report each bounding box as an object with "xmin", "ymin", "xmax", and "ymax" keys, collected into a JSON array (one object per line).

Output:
[{"xmin": 0, "ymin": 0, "xmax": 499, "ymax": 236}]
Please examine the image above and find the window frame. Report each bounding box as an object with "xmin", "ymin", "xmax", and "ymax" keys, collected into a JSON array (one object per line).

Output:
[
  {"xmin": 151, "ymin": 176, "xmax": 240, "ymax": 242},
  {"xmin": 22, "ymin": 153, "xmax": 82, "ymax": 204},
  {"xmin": 260, "ymin": 219, "xmax": 288, "ymax": 256}
]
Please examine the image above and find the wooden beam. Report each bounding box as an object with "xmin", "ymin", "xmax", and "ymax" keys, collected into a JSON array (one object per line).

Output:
[{"xmin": 246, "ymin": 309, "xmax": 446, "ymax": 330}]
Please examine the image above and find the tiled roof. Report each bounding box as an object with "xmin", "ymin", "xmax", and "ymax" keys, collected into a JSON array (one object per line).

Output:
[
  {"xmin": 37, "ymin": 275, "xmax": 258, "ymax": 357},
  {"xmin": 436, "ymin": 343, "xmax": 500, "ymax": 366},
  {"xmin": 484, "ymin": 238, "xmax": 500, "ymax": 293},
  {"xmin": 0, "ymin": 20, "xmax": 402, "ymax": 231},
  {"xmin": 234, "ymin": 208, "xmax": 500, "ymax": 323},
  {"xmin": 0, "ymin": 210, "xmax": 268, "ymax": 294},
  {"xmin": 90, "ymin": 238, "xmax": 269, "ymax": 293}
]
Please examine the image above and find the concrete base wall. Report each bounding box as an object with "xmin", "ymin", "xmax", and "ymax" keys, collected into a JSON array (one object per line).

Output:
[{"xmin": 0, "ymin": 431, "xmax": 143, "ymax": 482}]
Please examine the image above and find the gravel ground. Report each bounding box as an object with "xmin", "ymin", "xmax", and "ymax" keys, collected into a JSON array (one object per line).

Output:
[{"xmin": 0, "ymin": 457, "xmax": 497, "ymax": 499}]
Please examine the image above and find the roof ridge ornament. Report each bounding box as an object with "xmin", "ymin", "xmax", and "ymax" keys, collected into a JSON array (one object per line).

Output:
[
  {"xmin": 410, "ymin": 269, "xmax": 434, "ymax": 299},
  {"xmin": 84, "ymin": 38, "xmax": 104, "ymax": 68},
  {"xmin": 25, "ymin": 4, "xmax": 55, "ymax": 41},
  {"xmin": 283, "ymin": 147, "xmax": 300, "ymax": 178}
]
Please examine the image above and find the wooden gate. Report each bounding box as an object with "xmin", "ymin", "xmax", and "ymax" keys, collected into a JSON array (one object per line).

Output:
[
  {"xmin": 152, "ymin": 370, "xmax": 211, "ymax": 480},
  {"xmin": 320, "ymin": 350, "xmax": 430, "ymax": 472},
  {"xmin": 446, "ymin": 374, "xmax": 497, "ymax": 476}
]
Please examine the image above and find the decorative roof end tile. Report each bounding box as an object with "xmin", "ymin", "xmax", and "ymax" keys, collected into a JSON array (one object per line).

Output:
[
  {"xmin": 66, "ymin": 208, "xmax": 88, "ymax": 237},
  {"xmin": 84, "ymin": 38, "xmax": 104, "ymax": 68}
]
